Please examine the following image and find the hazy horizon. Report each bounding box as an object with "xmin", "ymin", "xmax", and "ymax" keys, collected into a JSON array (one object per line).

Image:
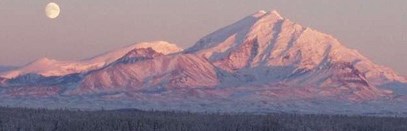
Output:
[{"xmin": 0, "ymin": 0, "xmax": 406, "ymax": 75}]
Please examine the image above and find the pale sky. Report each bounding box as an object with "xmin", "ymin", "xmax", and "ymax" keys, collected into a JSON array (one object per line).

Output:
[{"xmin": 0, "ymin": 0, "xmax": 406, "ymax": 75}]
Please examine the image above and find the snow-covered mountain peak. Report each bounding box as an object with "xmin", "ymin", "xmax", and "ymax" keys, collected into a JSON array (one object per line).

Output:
[
  {"xmin": 124, "ymin": 48, "xmax": 163, "ymax": 57},
  {"xmin": 187, "ymin": 9, "xmax": 287, "ymax": 59},
  {"xmin": 115, "ymin": 48, "xmax": 164, "ymax": 64},
  {"xmin": 252, "ymin": 10, "xmax": 267, "ymax": 17},
  {"xmin": 251, "ymin": 10, "xmax": 283, "ymax": 19},
  {"xmin": 130, "ymin": 41, "xmax": 183, "ymax": 55},
  {"xmin": 1, "ymin": 9, "xmax": 407, "ymax": 114},
  {"xmin": 86, "ymin": 41, "xmax": 182, "ymax": 65},
  {"xmin": 186, "ymin": 10, "xmax": 283, "ymax": 55},
  {"xmin": 268, "ymin": 10, "xmax": 283, "ymax": 19},
  {"xmin": 186, "ymin": 9, "xmax": 406, "ymax": 89},
  {"xmin": 0, "ymin": 41, "xmax": 183, "ymax": 78},
  {"xmin": 256, "ymin": 10, "xmax": 267, "ymax": 14},
  {"xmin": 29, "ymin": 57, "xmax": 58, "ymax": 65}
]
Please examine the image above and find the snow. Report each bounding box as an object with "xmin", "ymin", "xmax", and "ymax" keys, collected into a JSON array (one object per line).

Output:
[
  {"xmin": 72, "ymin": 53, "xmax": 219, "ymax": 95},
  {"xmin": 186, "ymin": 9, "xmax": 407, "ymax": 88},
  {"xmin": 252, "ymin": 10, "xmax": 267, "ymax": 17},
  {"xmin": 269, "ymin": 10, "xmax": 283, "ymax": 19},
  {"xmin": 0, "ymin": 41, "xmax": 183, "ymax": 78},
  {"xmin": 1, "ymin": 88, "xmax": 407, "ymax": 116},
  {"xmin": 0, "ymin": 10, "xmax": 406, "ymax": 115}
]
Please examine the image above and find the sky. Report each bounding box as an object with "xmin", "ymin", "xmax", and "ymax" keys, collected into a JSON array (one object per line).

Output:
[{"xmin": 0, "ymin": 0, "xmax": 406, "ymax": 75}]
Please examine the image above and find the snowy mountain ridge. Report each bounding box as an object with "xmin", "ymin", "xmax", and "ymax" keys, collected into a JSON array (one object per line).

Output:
[
  {"xmin": 0, "ymin": 10, "xmax": 406, "ymax": 114},
  {"xmin": 0, "ymin": 41, "xmax": 183, "ymax": 78},
  {"xmin": 187, "ymin": 10, "xmax": 405, "ymax": 84}
]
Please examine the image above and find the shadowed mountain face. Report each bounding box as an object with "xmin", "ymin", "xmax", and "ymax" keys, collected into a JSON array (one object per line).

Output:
[
  {"xmin": 187, "ymin": 10, "xmax": 405, "ymax": 85},
  {"xmin": 185, "ymin": 10, "xmax": 405, "ymax": 101},
  {"xmin": 0, "ymin": 41, "xmax": 183, "ymax": 79},
  {"xmin": 0, "ymin": 77, "xmax": 6, "ymax": 85},
  {"xmin": 72, "ymin": 48, "xmax": 219, "ymax": 95},
  {"xmin": 0, "ymin": 10, "xmax": 406, "ymax": 114}
]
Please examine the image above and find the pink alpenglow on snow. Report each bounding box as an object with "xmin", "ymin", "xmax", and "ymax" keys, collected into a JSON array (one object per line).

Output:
[
  {"xmin": 0, "ymin": 41, "xmax": 183, "ymax": 78},
  {"xmin": 0, "ymin": 10, "xmax": 406, "ymax": 114}
]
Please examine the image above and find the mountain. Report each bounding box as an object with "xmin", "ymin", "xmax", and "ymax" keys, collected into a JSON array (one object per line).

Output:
[
  {"xmin": 0, "ymin": 41, "xmax": 182, "ymax": 79},
  {"xmin": 0, "ymin": 10, "xmax": 406, "ymax": 114},
  {"xmin": 0, "ymin": 77, "xmax": 6, "ymax": 84},
  {"xmin": 186, "ymin": 10, "xmax": 407, "ymax": 100},
  {"xmin": 71, "ymin": 48, "xmax": 219, "ymax": 95},
  {"xmin": 187, "ymin": 10, "xmax": 405, "ymax": 84}
]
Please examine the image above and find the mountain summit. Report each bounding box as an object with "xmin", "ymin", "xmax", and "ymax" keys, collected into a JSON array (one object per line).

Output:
[
  {"xmin": 0, "ymin": 10, "xmax": 406, "ymax": 114},
  {"xmin": 1, "ymin": 41, "xmax": 183, "ymax": 78},
  {"xmin": 187, "ymin": 10, "xmax": 405, "ymax": 90}
]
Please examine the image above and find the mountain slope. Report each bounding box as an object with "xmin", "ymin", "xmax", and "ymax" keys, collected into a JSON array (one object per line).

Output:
[
  {"xmin": 71, "ymin": 48, "xmax": 219, "ymax": 95},
  {"xmin": 0, "ymin": 10, "xmax": 406, "ymax": 114},
  {"xmin": 0, "ymin": 77, "xmax": 6, "ymax": 85},
  {"xmin": 1, "ymin": 41, "xmax": 183, "ymax": 78},
  {"xmin": 186, "ymin": 10, "xmax": 406, "ymax": 90},
  {"xmin": 65, "ymin": 10, "xmax": 406, "ymax": 101}
]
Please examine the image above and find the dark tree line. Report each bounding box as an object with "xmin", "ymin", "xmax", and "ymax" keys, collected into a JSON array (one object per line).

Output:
[{"xmin": 0, "ymin": 107, "xmax": 406, "ymax": 131}]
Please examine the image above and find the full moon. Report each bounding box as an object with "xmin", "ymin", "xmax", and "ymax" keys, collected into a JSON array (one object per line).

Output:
[{"xmin": 45, "ymin": 2, "xmax": 60, "ymax": 19}]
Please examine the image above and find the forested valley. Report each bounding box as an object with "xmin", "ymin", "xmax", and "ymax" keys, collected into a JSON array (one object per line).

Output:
[{"xmin": 0, "ymin": 107, "xmax": 406, "ymax": 131}]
